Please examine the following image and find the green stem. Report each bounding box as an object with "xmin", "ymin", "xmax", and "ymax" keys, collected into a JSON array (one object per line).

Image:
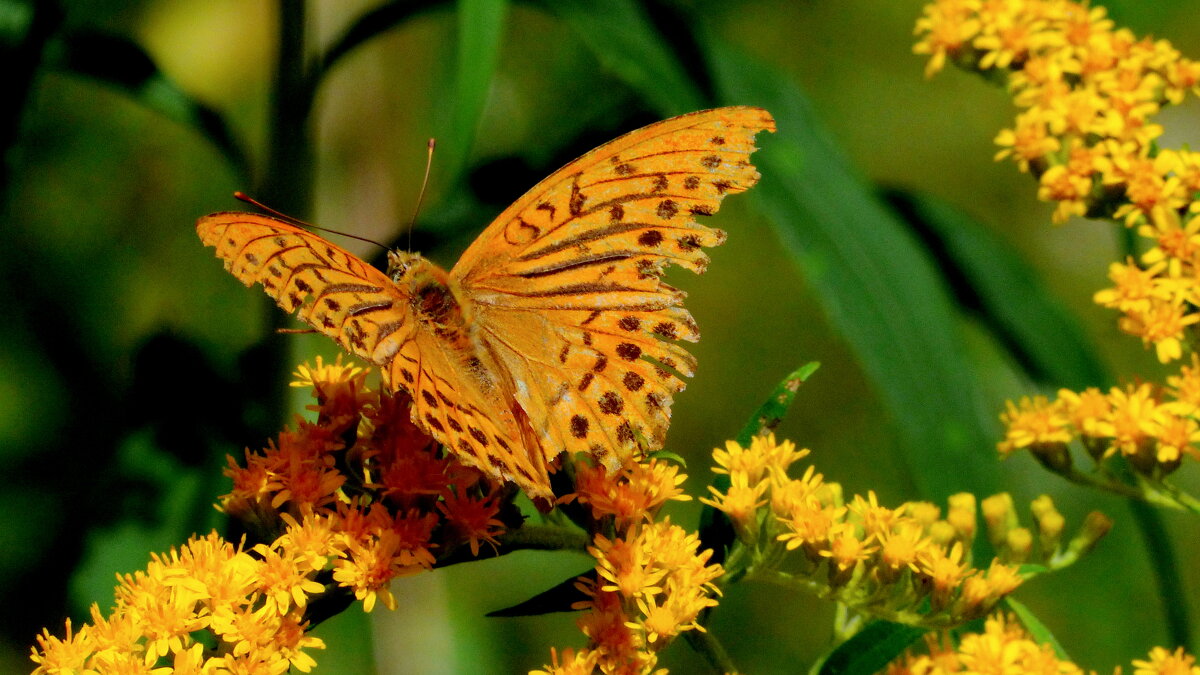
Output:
[
  {"xmin": 1059, "ymin": 467, "xmax": 1200, "ymax": 512},
  {"xmin": 264, "ymin": 0, "xmax": 315, "ymax": 214},
  {"xmin": 685, "ymin": 627, "xmax": 738, "ymax": 674},
  {"xmin": 498, "ymin": 524, "xmax": 591, "ymax": 553},
  {"xmin": 1128, "ymin": 500, "xmax": 1192, "ymax": 650},
  {"xmin": 246, "ymin": 0, "xmax": 317, "ymax": 434}
]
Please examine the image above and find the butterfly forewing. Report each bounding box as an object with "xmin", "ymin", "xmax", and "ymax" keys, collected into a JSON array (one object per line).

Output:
[
  {"xmin": 452, "ymin": 106, "xmax": 776, "ymax": 469},
  {"xmin": 197, "ymin": 214, "xmax": 415, "ymax": 362}
]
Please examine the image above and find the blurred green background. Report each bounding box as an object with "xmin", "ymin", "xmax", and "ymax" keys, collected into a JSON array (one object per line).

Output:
[{"xmin": 4, "ymin": 0, "xmax": 1200, "ymax": 673}]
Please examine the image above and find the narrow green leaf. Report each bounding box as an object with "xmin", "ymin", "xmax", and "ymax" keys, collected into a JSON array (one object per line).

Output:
[
  {"xmin": 486, "ymin": 569, "xmax": 592, "ymax": 617},
  {"xmin": 886, "ymin": 191, "xmax": 1110, "ymax": 390},
  {"xmin": 735, "ymin": 362, "xmax": 820, "ymax": 446},
  {"xmin": 1016, "ymin": 563, "xmax": 1049, "ymax": 577},
  {"xmin": 646, "ymin": 449, "xmax": 687, "ymax": 466},
  {"xmin": 1004, "ymin": 596, "xmax": 1071, "ymax": 660},
  {"xmin": 707, "ymin": 42, "xmax": 999, "ymax": 502},
  {"xmin": 440, "ymin": 0, "xmax": 507, "ymax": 184},
  {"xmin": 815, "ymin": 620, "xmax": 926, "ymax": 675},
  {"xmin": 46, "ymin": 30, "xmax": 250, "ymax": 181},
  {"xmin": 548, "ymin": 0, "xmax": 705, "ymax": 114}
]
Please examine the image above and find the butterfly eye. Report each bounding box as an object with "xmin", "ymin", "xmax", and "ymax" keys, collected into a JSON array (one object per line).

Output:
[
  {"xmin": 386, "ymin": 251, "xmax": 413, "ymax": 281},
  {"xmin": 388, "ymin": 258, "xmax": 414, "ymax": 283}
]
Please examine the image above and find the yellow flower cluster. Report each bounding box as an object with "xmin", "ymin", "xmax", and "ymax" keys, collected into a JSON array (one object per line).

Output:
[
  {"xmin": 30, "ymin": 532, "xmax": 325, "ymax": 674},
  {"xmin": 702, "ymin": 435, "xmax": 1044, "ymax": 628},
  {"xmin": 537, "ymin": 460, "xmax": 716, "ymax": 674},
  {"xmin": 1000, "ymin": 365, "xmax": 1200, "ymax": 478},
  {"xmin": 886, "ymin": 612, "xmax": 1200, "ymax": 675},
  {"xmin": 32, "ymin": 357, "xmax": 516, "ymax": 673},
  {"xmin": 916, "ymin": 0, "xmax": 1200, "ymax": 364}
]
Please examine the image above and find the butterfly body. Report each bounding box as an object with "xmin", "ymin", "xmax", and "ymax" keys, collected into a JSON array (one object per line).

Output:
[
  {"xmin": 388, "ymin": 252, "xmax": 469, "ymax": 341},
  {"xmin": 199, "ymin": 106, "xmax": 775, "ymax": 499}
]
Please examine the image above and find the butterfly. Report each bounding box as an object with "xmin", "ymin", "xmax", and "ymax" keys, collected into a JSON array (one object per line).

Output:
[{"xmin": 198, "ymin": 106, "xmax": 775, "ymax": 500}]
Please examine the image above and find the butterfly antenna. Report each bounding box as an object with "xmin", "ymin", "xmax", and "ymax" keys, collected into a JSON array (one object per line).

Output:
[
  {"xmin": 407, "ymin": 138, "xmax": 436, "ymax": 253},
  {"xmin": 233, "ymin": 192, "xmax": 389, "ymax": 252}
]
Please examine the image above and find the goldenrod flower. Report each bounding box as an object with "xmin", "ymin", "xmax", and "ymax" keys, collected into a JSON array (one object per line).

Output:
[
  {"xmin": 913, "ymin": 0, "xmax": 982, "ymax": 77},
  {"xmin": 997, "ymin": 395, "xmax": 1072, "ymax": 455},
  {"xmin": 530, "ymin": 647, "xmax": 604, "ymax": 675},
  {"xmin": 700, "ymin": 471, "xmax": 767, "ymax": 539},
  {"xmin": 1166, "ymin": 355, "xmax": 1200, "ymax": 415},
  {"xmin": 572, "ymin": 458, "xmax": 690, "ymax": 528},
  {"xmin": 887, "ymin": 613, "xmax": 1086, "ymax": 674},
  {"xmin": 994, "ymin": 109, "xmax": 1061, "ymax": 170},
  {"xmin": 1132, "ymin": 646, "xmax": 1200, "ymax": 675}
]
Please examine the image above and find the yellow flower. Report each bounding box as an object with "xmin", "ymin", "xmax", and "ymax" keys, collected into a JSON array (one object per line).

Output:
[
  {"xmin": 710, "ymin": 434, "xmax": 807, "ymax": 488},
  {"xmin": 920, "ymin": 541, "xmax": 970, "ymax": 611},
  {"xmin": 876, "ymin": 522, "xmax": 930, "ymax": 581},
  {"xmin": 700, "ymin": 471, "xmax": 768, "ymax": 536},
  {"xmin": 1166, "ymin": 355, "xmax": 1200, "ymax": 416},
  {"xmin": 849, "ymin": 491, "xmax": 905, "ymax": 541},
  {"xmin": 997, "ymin": 395, "xmax": 1072, "ymax": 455},
  {"xmin": 290, "ymin": 354, "xmax": 365, "ymax": 389},
  {"xmin": 29, "ymin": 619, "xmax": 92, "ymax": 675},
  {"xmin": 250, "ymin": 543, "xmax": 328, "ymax": 614},
  {"xmin": 888, "ymin": 613, "xmax": 1098, "ymax": 673},
  {"xmin": 1108, "ymin": 150, "xmax": 1186, "ymax": 226},
  {"xmin": 1133, "ymin": 646, "xmax": 1200, "ymax": 675},
  {"xmin": 1057, "ymin": 386, "xmax": 1110, "ymax": 437},
  {"xmin": 1115, "ymin": 298, "xmax": 1200, "ymax": 364},
  {"xmin": 994, "ymin": 110, "xmax": 1061, "ymax": 171},
  {"xmin": 776, "ymin": 496, "xmax": 842, "ymax": 554},
  {"xmin": 913, "ymin": 0, "xmax": 983, "ymax": 77},
  {"xmin": 1093, "ymin": 258, "xmax": 1167, "ymax": 314},
  {"xmin": 572, "ymin": 458, "xmax": 689, "ymax": 527},
  {"xmin": 1150, "ymin": 409, "xmax": 1200, "ymax": 464},
  {"xmin": 530, "ymin": 648, "xmax": 603, "ymax": 675},
  {"xmin": 1036, "ymin": 164, "xmax": 1093, "ymax": 223},
  {"xmin": 1106, "ymin": 382, "xmax": 1161, "ymax": 457},
  {"xmin": 819, "ymin": 523, "xmax": 878, "ymax": 574}
]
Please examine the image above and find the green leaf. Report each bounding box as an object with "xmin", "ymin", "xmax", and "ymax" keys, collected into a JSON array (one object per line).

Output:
[
  {"xmin": 485, "ymin": 569, "xmax": 592, "ymax": 617},
  {"xmin": 1016, "ymin": 563, "xmax": 1049, "ymax": 577},
  {"xmin": 886, "ymin": 190, "xmax": 1110, "ymax": 390},
  {"xmin": 646, "ymin": 449, "xmax": 687, "ymax": 466},
  {"xmin": 46, "ymin": 30, "xmax": 250, "ymax": 181},
  {"xmin": 440, "ymin": 0, "xmax": 508, "ymax": 184},
  {"xmin": 1004, "ymin": 596, "xmax": 1071, "ymax": 660},
  {"xmin": 548, "ymin": 0, "xmax": 705, "ymax": 115},
  {"xmin": 707, "ymin": 42, "xmax": 1000, "ymax": 502},
  {"xmin": 735, "ymin": 362, "xmax": 821, "ymax": 446},
  {"xmin": 814, "ymin": 620, "xmax": 926, "ymax": 675}
]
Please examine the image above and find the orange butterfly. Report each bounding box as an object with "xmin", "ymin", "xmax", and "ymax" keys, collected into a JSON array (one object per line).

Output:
[{"xmin": 198, "ymin": 106, "xmax": 775, "ymax": 500}]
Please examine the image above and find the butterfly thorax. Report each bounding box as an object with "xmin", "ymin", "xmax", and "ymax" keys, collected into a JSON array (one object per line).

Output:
[{"xmin": 387, "ymin": 250, "xmax": 472, "ymax": 343}]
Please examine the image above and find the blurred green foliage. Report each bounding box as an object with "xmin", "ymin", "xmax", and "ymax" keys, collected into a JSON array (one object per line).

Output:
[{"xmin": 4, "ymin": 0, "xmax": 1200, "ymax": 673}]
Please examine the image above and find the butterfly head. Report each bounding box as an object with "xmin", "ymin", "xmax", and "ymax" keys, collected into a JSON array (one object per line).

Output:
[{"xmin": 386, "ymin": 250, "xmax": 428, "ymax": 284}]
